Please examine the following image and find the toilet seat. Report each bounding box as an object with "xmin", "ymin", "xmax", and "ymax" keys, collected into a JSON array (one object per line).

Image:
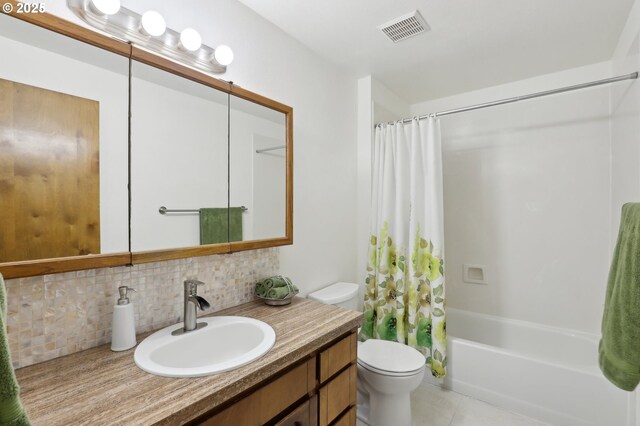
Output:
[
  {"xmin": 357, "ymin": 359, "xmax": 424, "ymax": 377},
  {"xmin": 357, "ymin": 339, "xmax": 426, "ymax": 377}
]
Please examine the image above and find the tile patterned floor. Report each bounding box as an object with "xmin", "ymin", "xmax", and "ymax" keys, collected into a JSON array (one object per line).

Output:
[
  {"xmin": 357, "ymin": 380, "xmax": 549, "ymax": 426},
  {"xmin": 410, "ymin": 381, "xmax": 549, "ymax": 426}
]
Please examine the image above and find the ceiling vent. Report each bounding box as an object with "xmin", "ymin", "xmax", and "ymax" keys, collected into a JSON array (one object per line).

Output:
[{"xmin": 378, "ymin": 11, "xmax": 429, "ymax": 43}]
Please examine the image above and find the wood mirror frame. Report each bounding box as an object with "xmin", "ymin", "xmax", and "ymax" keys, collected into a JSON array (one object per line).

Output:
[{"xmin": 0, "ymin": 2, "xmax": 293, "ymax": 278}]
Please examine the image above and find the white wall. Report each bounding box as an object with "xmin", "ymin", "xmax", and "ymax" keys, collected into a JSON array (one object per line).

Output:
[
  {"xmin": 356, "ymin": 77, "xmax": 411, "ymax": 306},
  {"xmin": 44, "ymin": 0, "xmax": 358, "ymax": 294},
  {"xmin": 249, "ymin": 134, "xmax": 286, "ymax": 240},
  {"xmin": 372, "ymin": 78, "xmax": 411, "ymax": 125},
  {"xmin": 611, "ymin": 1, "xmax": 640, "ymax": 249},
  {"xmin": 0, "ymin": 15, "xmax": 129, "ymax": 254},
  {"xmin": 610, "ymin": 2, "xmax": 640, "ymax": 421},
  {"xmin": 410, "ymin": 62, "xmax": 615, "ymax": 334},
  {"xmin": 356, "ymin": 77, "xmax": 373, "ymax": 306}
]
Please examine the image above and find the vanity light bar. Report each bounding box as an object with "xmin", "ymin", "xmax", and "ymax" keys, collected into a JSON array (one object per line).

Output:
[{"xmin": 66, "ymin": 0, "xmax": 231, "ymax": 74}]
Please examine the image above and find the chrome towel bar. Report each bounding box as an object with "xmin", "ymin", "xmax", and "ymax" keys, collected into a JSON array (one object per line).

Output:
[{"xmin": 159, "ymin": 206, "xmax": 248, "ymax": 215}]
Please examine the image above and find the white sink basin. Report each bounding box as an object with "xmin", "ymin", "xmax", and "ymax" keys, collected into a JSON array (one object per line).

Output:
[{"xmin": 134, "ymin": 316, "xmax": 276, "ymax": 377}]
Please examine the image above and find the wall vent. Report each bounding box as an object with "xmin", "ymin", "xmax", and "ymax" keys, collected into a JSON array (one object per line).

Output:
[{"xmin": 378, "ymin": 11, "xmax": 430, "ymax": 43}]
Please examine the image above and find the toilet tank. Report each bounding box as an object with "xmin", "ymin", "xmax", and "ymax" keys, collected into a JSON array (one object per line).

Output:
[{"xmin": 307, "ymin": 282, "xmax": 359, "ymax": 311}]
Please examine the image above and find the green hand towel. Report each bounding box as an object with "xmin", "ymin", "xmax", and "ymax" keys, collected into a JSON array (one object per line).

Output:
[
  {"xmin": 266, "ymin": 285, "xmax": 299, "ymax": 300},
  {"xmin": 255, "ymin": 282, "xmax": 267, "ymax": 298},
  {"xmin": 200, "ymin": 207, "xmax": 244, "ymax": 245},
  {"xmin": 599, "ymin": 203, "xmax": 640, "ymax": 391},
  {"xmin": 263, "ymin": 276, "xmax": 291, "ymax": 290},
  {"xmin": 228, "ymin": 207, "xmax": 243, "ymax": 243},
  {"xmin": 0, "ymin": 274, "xmax": 30, "ymax": 426},
  {"xmin": 200, "ymin": 208, "xmax": 229, "ymax": 245}
]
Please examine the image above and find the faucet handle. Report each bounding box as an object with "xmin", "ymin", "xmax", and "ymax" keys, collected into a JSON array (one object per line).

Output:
[{"xmin": 184, "ymin": 279, "xmax": 205, "ymax": 295}]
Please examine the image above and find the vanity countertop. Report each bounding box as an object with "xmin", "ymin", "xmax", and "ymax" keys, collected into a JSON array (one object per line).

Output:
[{"xmin": 15, "ymin": 297, "xmax": 362, "ymax": 426}]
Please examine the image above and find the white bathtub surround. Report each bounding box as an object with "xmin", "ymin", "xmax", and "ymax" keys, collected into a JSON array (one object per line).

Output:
[
  {"xmin": 388, "ymin": 61, "xmax": 614, "ymax": 334},
  {"xmin": 362, "ymin": 118, "xmax": 446, "ymax": 380},
  {"xmin": 425, "ymin": 308, "xmax": 631, "ymax": 426}
]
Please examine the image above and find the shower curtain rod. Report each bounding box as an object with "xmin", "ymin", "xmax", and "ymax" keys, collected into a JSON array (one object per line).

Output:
[{"xmin": 377, "ymin": 72, "xmax": 638, "ymax": 127}]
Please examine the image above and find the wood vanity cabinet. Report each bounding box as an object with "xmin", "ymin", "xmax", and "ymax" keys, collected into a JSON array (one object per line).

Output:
[
  {"xmin": 317, "ymin": 333, "xmax": 358, "ymax": 426},
  {"xmin": 195, "ymin": 331, "xmax": 357, "ymax": 426}
]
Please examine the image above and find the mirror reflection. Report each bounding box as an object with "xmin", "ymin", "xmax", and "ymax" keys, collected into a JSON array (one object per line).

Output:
[
  {"xmin": 129, "ymin": 60, "xmax": 230, "ymax": 251},
  {"xmin": 0, "ymin": 14, "xmax": 129, "ymax": 262},
  {"xmin": 230, "ymin": 95, "xmax": 287, "ymax": 241}
]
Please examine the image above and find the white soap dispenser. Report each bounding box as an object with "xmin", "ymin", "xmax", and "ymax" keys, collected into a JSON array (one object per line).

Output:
[{"xmin": 111, "ymin": 285, "xmax": 137, "ymax": 351}]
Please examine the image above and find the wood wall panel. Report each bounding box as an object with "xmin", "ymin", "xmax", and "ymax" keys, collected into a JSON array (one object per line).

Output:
[{"xmin": 0, "ymin": 79, "xmax": 100, "ymax": 262}]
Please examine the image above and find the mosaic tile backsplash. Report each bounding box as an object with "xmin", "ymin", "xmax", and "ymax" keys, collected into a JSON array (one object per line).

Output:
[{"xmin": 5, "ymin": 248, "xmax": 279, "ymax": 368}]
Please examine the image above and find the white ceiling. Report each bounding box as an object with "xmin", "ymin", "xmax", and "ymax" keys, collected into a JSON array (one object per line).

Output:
[{"xmin": 237, "ymin": 0, "xmax": 634, "ymax": 103}]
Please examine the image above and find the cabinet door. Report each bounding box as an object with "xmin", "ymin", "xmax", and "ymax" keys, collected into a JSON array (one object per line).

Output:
[
  {"xmin": 318, "ymin": 365, "xmax": 357, "ymax": 426},
  {"xmin": 332, "ymin": 406, "xmax": 356, "ymax": 426}
]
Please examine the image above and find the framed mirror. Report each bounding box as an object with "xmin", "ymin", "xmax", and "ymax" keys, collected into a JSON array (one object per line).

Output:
[
  {"xmin": 129, "ymin": 59, "xmax": 230, "ymax": 259},
  {"xmin": 229, "ymin": 94, "xmax": 289, "ymax": 245},
  {"xmin": 128, "ymin": 48, "xmax": 293, "ymax": 261},
  {"xmin": 0, "ymin": 11, "xmax": 131, "ymax": 278},
  {"xmin": 0, "ymin": 8, "xmax": 293, "ymax": 277},
  {"xmin": 228, "ymin": 88, "xmax": 293, "ymax": 251}
]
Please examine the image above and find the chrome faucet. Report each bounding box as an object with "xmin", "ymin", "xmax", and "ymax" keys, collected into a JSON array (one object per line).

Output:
[{"xmin": 172, "ymin": 279, "xmax": 210, "ymax": 336}]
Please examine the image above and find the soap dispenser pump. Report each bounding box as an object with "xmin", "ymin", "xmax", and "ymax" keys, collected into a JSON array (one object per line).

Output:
[{"xmin": 111, "ymin": 286, "xmax": 137, "ymax": 351}]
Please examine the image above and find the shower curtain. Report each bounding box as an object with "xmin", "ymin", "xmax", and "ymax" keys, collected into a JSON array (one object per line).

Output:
[{"xmin": 360, "ymin": 117, "xmax": 446, "ymax": 378}]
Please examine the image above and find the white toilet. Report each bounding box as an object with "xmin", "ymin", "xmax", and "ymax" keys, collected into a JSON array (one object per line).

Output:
[{"xmin": 308, "ymin": 282, "xmax": 426, "ymax": 426}]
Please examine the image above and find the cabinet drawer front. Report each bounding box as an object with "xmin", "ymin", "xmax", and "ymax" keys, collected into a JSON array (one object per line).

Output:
[
  {"xmin": 201, "ymin": 359, "xmax": 313, "ymax": 426},
  {"xmin": 318, "ymin": 365, "xmax": 357, "ymax": 426},
  {"xmin": 275, "ymin": 398, "xmax": 312, "ymax": 426},
  {"xmin": 319, "ymin": 332, "xmax": 357, "ymax": 384}
]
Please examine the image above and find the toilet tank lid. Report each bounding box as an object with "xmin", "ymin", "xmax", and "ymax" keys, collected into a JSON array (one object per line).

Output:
[{"xmin": 308, "ymin": 282, "xmax": 359, "ymax": 305}]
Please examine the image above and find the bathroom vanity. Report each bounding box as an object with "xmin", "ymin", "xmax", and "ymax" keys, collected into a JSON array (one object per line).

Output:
[{"xmin": 15, "ymin": 298, "xmax": 362, "ymax": 425}]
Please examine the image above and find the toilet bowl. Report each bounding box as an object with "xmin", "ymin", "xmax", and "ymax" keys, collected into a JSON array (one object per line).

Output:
[
  {"xmin": 308, "ymin": 282, "xmax": 426, "ymax": 426},
  {"xmin": 356, "ymin": 339, "xmax": 425, "ymax": 426}
]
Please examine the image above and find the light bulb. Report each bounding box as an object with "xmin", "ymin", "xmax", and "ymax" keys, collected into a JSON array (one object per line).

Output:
[
  {"xmin": 179, "ymin": 28, "xmax": 202, "ymax": 52},
  {"xmin": 213, "ymin": 45, "xmax": 234, "ymax": 66},
  {"xmin": 90, "ymin": 0, "xmax": 120, "ymax": 16},
  {"xmin": 140, "ymin": 11, "xmax": 166, "ymax": 37}
]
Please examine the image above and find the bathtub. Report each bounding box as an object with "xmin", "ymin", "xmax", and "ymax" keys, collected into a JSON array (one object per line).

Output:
[{"xmin": 424, "ymin": 308, "xmax": 634, "ymax": 426}]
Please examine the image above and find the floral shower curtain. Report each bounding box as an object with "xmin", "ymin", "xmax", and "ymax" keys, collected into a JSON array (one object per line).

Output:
[{"xmin": 360, "ymin": 117, "xmax": 447, "ymax": 378}]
